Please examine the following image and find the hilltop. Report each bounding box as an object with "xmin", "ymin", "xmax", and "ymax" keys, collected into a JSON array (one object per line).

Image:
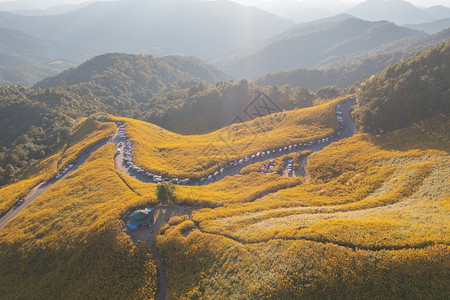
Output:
[{"xmin": 34, "ymin": 53, "xmax": 233, "ymax": 89}]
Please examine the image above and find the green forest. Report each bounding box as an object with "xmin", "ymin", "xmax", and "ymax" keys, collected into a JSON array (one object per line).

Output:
[{"xmin": 355, "ymin": 41, "xmax": 450, "ymax": 133}]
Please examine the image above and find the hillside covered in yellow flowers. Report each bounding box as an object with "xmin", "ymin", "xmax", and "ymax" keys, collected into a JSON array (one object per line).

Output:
[{"xmin": 0, "ymin": 42, "xmax": 449, "ymax": 299}]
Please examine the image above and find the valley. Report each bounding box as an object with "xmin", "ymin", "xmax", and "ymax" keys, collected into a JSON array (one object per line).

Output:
[{"xmin": 0, "ymin": 1, "xmax": 449, "ymax": 299}]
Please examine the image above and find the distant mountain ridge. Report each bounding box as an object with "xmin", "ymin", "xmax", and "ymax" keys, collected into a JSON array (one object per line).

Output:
[
  {"xmin": 0, "ymin": 0, "xmax": 294, "ymax": 61},
  {"xmin": 345, "ymin": 0, "xmax": 450, "ymax": 25},
  {"xmin": 218, "ymin": 18, "xmax": 425, "ymax": 79},
  {"xmin": 406, "ymin": 18, "xmax": 450, "ymax": 34},
  {"xmin": 255, "ymin": 28, "xmax": 450, "ymax": 91},
  {"xmin": 0, "ymin": 27, "xmax": 82, "ymax": 67}
]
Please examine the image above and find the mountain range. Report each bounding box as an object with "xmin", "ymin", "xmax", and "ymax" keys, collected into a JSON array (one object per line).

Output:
[
  {"xmin": 217, "ymin": 18, "xmax": 425, "ymax": 79},
  {"xmin": 0, "ymin": 0, "xmax": 294, "ymax": 61},
  {"xmin": 254, "ymin": 28, "xmax": 450, "ymax": 91},
  {"xmin": 345, "ymin": 0, "xmax": 450, "ymax": 25},
  {"xmin": 0, "ymin": 0, "xmax": 448, "ymax": 87}
]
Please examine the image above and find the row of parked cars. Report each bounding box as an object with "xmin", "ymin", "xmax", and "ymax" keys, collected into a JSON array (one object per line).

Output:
[
  {"xmin": 55, "ymin": 164, "xmax": 74, "ymax": 180},
  {"xmin": 117, "ymin": 125, "xmax": 192, "ymax": 185},
  {"xmin": 336, "ymin": 104, "xmax": 344, "ymax": 126},
  {"xmin": 196, "ymin": 105, "xmax": 347, "ymax": 182},
  {"xmin": 117, "ymin": 104, "xmax": 346, "ymax": 185}
]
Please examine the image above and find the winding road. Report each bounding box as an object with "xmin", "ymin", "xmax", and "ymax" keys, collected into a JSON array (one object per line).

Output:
[
  {"xmin": 0, "ymin": 97, "xmax": 356, "ymax": 230},
  {"xmin": 116, "ymin": 97, "xmax": 357, "ymax": 185},
  {"xmin": 0, "ymin": 97, "xmax": 357, "ymax": 300}
]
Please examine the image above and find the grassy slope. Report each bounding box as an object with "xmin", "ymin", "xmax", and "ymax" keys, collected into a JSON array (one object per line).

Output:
[
  {"xmin": 0, "ymin": 117, "xmax": 116, "ymax": 216},
  {"xmin": 156, "ymin": 116, "xmax": 450, "ymax": 299},
  {"xmin": 112, "ymin": 97, "xmax": 344, "ymax": 179},
  {"xmin": 0, "ymin": 103, "xmax": 448, "ymax": 299},
  {"xmin": 0, "ymin": 143, "xmax": 158, "ymax": 299}
]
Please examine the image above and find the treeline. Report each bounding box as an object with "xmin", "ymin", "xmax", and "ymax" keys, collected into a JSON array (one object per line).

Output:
[
  {"xmin": 0, "ymin": 86, "xmax": 72, "ymax": 185},
  {"xmin": 0, "ymin": 53, "xmax": 339, "ymax": 187},
  {"xmin": 355, "ymin": 41, "xmax": 450, "ymax": 133},
  {"xmin": 30, "ymin": 53, "xmax": 336, "ymax": 133}
]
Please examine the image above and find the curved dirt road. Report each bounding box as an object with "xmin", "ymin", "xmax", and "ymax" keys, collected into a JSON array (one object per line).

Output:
[{"xmin": 116, "ymin": 97, "xmax": 357, "ymax": 184}]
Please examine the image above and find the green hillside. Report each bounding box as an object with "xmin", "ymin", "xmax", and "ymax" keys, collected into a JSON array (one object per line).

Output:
[{"xmin": 355, "ymin": 41, "xmax": 450, "ymax": 133}]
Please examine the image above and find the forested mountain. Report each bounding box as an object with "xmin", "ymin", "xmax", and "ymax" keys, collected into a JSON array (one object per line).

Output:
[
  {"xmin": 255, "ymin": 29, "xmax": 450, "ymax": 91},
  {"xmin": 218, "ymin": 18, "xmax": 424, "ymax": 79},
  {"xmin": 345, "ymin": 0, "xmax": 450, "ymax": 25},
  {"xmin": 35, "ymin": 53, "xmax": 233, "ymax": 89},
  {"xmin": 355, "ymin": 41, "xmax": 450, "ymax": 133},
  {"xmin": 0, "ymin": 0, "xmax": 294, "ymax": 61},
  {"xmin": 0, "ymin": 52, "xmax": 322, "ymax": 187}
]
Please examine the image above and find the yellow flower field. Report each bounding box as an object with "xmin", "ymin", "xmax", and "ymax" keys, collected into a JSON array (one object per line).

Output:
[{"xmin": 112, "ymin": 97, "xmax": 345, "ymax": 179}]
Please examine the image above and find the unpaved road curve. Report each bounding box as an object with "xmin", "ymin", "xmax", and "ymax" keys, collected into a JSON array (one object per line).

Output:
[
  {"xmin": 116, "ymin": 98, "xmax": 357, "ymax": 185},
  {"xmin": 129, "ymin": 205, "xmax": 195, "ymax": 300},
  {"xmin": 0, "ymin": 137, "xmax": 113, "ymax": 231}
]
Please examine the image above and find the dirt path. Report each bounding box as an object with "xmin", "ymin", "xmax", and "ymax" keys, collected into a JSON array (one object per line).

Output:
[{"xmin": 126, "ymin": 205, "xmax": 195, "ymax": 300}]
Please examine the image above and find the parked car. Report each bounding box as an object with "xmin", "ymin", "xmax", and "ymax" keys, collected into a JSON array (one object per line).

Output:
[{"xmin": 16, "ymin": 199, "xmax": 25, "ymax": 206}]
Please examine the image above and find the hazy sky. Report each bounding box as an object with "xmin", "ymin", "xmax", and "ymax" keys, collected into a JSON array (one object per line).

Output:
[{"xmin": 0, "ymin": 0, "xmax": 449, "ymax": 10}]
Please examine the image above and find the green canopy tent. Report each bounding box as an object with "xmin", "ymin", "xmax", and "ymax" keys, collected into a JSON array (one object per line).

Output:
[{"xmin": 127, "ymin": 209, "xmax": 154, "ymax": 228}]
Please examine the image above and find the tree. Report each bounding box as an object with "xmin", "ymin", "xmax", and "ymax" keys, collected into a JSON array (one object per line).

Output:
[
  {"xmin": 5, "ymin": 164, "xmax": 15, "ymax": 180},
  {"xmin": 156, "ymin": 182, "xmax": 176, "ymax": 204}
]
